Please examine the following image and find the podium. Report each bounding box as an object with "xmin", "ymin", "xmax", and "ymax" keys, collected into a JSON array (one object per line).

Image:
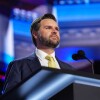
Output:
[{"xmin": 1, "ymin": 67, "xmax": 100, "ymax": 100}]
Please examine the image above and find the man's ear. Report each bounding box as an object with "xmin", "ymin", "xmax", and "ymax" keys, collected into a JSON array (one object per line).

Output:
[{"xmin": 32, "ymin": 32, "xmax": 38, "ymax": 39}]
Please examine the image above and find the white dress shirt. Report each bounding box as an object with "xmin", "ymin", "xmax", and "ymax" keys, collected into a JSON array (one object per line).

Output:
[{"xmin": 35, "ymin": 48, "xmax": 60, "ymax": 69}]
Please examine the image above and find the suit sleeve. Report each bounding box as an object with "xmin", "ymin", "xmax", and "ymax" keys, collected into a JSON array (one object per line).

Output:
[{"xmin": 2, "ymin": 61, "xmax": 21, "ymax": 94}]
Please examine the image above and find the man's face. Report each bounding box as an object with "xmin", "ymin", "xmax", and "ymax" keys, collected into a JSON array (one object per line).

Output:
[{"xmin": 36, "ymin": 19, "xmax": 60, "ymax": 48}]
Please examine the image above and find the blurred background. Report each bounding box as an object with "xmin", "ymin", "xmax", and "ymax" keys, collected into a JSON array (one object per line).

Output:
[{"xmin": 1, "ymin": 0, "xmax": 100, "ymax": 95}]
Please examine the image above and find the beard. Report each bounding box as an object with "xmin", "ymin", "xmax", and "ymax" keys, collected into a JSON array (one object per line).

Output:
[{"xmin": 38, "ymin": 33, "xmax": 60, "ymax": 48}]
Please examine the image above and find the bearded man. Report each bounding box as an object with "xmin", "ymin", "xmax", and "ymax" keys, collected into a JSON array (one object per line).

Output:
[{"xmin": 2, "ymin": 13, "xmax": 74, "ymax": 93}]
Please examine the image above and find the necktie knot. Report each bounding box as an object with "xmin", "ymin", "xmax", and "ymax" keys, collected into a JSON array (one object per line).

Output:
[
  {"xmin": 45, "ymin": 55, "xmax": 56, "ymax": 68},
  {"xmin": 45, "ymin": 55, "xmax": 53, "ymax": 61}
]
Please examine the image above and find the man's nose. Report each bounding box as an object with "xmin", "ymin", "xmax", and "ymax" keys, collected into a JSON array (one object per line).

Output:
[{"xmin": 52, "ymin": 28, "xmax": 57, "ymax": 34}]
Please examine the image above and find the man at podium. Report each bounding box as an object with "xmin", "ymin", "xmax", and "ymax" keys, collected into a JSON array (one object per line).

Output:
[{"xmin": 2, "ymin": 13, "xmax": 74, "ymax": 94}]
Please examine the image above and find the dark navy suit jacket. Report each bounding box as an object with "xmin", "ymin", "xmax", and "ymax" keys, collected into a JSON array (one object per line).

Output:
[{"xmin": 3, "ymin": 54, "xmax": 74, "ymax": 93}]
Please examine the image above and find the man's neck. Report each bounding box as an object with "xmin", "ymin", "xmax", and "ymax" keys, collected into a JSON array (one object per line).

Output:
[{"xmin": 37, "ymin": 46, "xmax": 55, "ymax": 55}]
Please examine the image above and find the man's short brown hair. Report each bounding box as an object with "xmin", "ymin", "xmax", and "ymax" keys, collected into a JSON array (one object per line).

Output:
[{"xmin": 30, "ymin": 13, "xmax": 57, "ymax": 46}]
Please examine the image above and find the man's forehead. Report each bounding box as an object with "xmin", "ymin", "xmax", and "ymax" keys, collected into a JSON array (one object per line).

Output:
[
  {"xmin": 40, "ymin": 19, "xmax": 58, "ymax": 26},
  {"xmin": 41, "ymin": 18, "xmax": 56, "ymax": 23}
]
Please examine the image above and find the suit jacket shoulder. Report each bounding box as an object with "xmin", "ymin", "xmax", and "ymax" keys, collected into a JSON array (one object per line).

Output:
[{"xmin": 3, "ymin": 54, "xmax": 41, "ymax": 93}]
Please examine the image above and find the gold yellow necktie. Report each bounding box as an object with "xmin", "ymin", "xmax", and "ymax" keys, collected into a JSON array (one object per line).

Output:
[{"xmin": 45, "ymin": 55, "xmax": 56, "ymax": 68}]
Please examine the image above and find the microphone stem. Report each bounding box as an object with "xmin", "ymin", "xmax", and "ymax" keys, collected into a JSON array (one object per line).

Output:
[{"xmin": 85, "ymin": 57, "xmax": 94, "ymax": 74}]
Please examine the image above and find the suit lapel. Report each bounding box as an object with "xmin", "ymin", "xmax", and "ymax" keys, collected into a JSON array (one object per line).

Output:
[
  {"xmin": 56, "ymin": 57, "xmax": 63, "ymax": 69},
  {"xmin": 57, "ymin": 59, "xmax": 63, "ymax": 69},
  {"xmin": 56, "ymin": 57, "xmax": 74, "ymax": 71},
  {"xmin": 27, "ymin": 54, "xmax": 42, "ymax": 73},
  {"xmin": 56, "ymin": 57, "xmax": 69, "ymax": 70}
]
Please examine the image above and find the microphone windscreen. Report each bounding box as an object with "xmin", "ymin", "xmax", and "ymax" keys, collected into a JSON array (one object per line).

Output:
[
  {"xmin": 78, "ymin": 50, "xmax": 85, "ymax": 56},
  {"xmin": 72, "ymin": 54, "xmax": 80, "ymax": 60}
]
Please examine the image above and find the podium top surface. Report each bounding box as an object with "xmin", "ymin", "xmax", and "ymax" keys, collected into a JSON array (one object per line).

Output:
[{"xmin": 2, "ymin": 67, "xmax": 100, "ymax": 100}]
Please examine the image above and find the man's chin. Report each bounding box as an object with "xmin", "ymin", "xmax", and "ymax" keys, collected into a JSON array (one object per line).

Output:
[
  {"xmin": 50, "ymin": 38, "xmax": 59, "ymax": 43},
  {"xmin": 48, "ymin": 41, "xmax": 59, "ymax": 48}
]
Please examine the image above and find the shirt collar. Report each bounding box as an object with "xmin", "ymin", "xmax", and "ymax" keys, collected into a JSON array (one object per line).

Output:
[{"xmin": 35, "ymin": 48, "xmax": 55, "ymax": 60}]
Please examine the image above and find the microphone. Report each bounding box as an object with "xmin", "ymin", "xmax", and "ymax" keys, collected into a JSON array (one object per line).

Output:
[
  {"xmin": 72, "ymin": 50, "xmax": 85, "ymax": 61},
  {"xmin": 72, "ymin": 50, "xmax": 94, "ymax": 74}
]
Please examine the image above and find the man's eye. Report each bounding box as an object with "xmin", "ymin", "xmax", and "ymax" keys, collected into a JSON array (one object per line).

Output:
[
  {"xmin": 57, "ymin": 28, "xmax": 59, "ymax": 31},
  {"xmin": 56, "ymin": 28, "xmax": 59, "ymax": 31},
  {"xmin": 45, "ymin": 27, "xmax": 51, "ymax": 29}
]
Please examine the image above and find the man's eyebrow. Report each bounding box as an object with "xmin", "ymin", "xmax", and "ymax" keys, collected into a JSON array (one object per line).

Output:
[
  {"xmin": 44, "ymin": 25, "xmax": 59, "ymax": 27},
  {"xmin": 44, "ymin": 25, "xmax": 51, "ymax": 27},
  {"xmin": 43, "ymin": 25, "xmax": 59, "ymax": 30}
]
